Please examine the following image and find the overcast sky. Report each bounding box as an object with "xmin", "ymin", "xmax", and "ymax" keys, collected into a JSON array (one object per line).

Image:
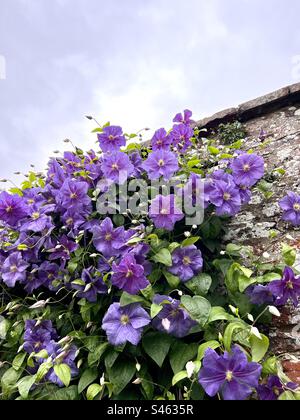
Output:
[{"xmin": 0, "ymin": 0, "xmax": 300, "ymax": 181}]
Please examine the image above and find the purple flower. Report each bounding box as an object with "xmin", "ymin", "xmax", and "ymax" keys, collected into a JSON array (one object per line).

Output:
[
  {"xmin": 170, "ymin": 124, "xmax": 194, "ymax": 152},
  {"xmin": 0, "ymin": 192, "xmax": 29, "ymax": 227},
  {"xmin": 257, "ymin": 376, "xmax": 298, "ymax": 401},
  {"xmin": 101, "ymin": 152, "xmax": 134, "ymax": 184},
  {"xmin": 258, "ymin": 375, "xmax": 298, "ymax": 400},
  {"xmin": 238, "ymin": 185, "xmax": 252, "ymax": 205},
  {"xmin": 198, "ymin": 346, "xmax": 262, "ymax": 400},
  {"xmin": 20, "ymin": 206, "xmax": 54, "ymax": 233},
  {"xmin": 23, "ymin": 320, "xmax": 58, "ymax": 354},
  {"xmin": 1, "ymin": 252, "xmax": 29, "ymax": 288},
  {"xmin": 149, "ymin": 194, "xmax": 184, "ymax": 231},
  {"xmin": 92, "ymin": 217, "xmax": 125, "ymax": 257},
  {"xmin": 173, "ymin": 109, "xmax": 194, "ymax": 125},
  {"xmin": 48, "ymin": 235, "xmax": 79, "ymax": 261},
  {"xmin": 72, "ymin": 268, "xmax": 107, "ymax": 302},
  {"xmin": 231, "ymin": 154, "xmax": 264, "ymax": 187},
  {"xmin": 102, "ymin": 303, "xmax": 151, "ymax": 346},
  {"xmin": 128, "ymin": 151, "xmax": 144, "ymax": 178},
  {"xmin": 268, "ymin": 266, "xmax": 300, "ymax": 307},
  {"xmin": 97, "ymin": 126, "xmax": 126, "ymax": 153},
  {"xmin": 209, "ymin": 180, "xmax": 241, "ymax": 216},
  {"xmin": 152, "ymin": 295, "xmax": 197, "ymax": 338},
  {"xmin": 111, "ymin": 254, "xmax": 149, "ymax": 295},
  {"xmin": 59, "ymin": 179, "xmax": 91, "ymax": 209},
  {"xmin": 151, "ymin": 128, "xmax": 172, "ymax": 151},
  {"xmin": 38, "ymin": 262, "xmax": 62, "ymax": 290},
  {"xmin": 246, "ymin": 284, "xmax": 275, "ymax": 306},
  {"xmin": 177, "ymin": 173, "xmax": 205, "ymax": 209},
  {"xmin": 279, "ymin": 192, "xmax": 300, "ymax": 226},
  {"xmin": 44, "ymin": 341, "xmax": 78, "ymax": 387},
  {"xmin": 142, "ymin": 150, "xmax": 178, "ymax": 181},
  {"xmin": 168, "ymin": 245, "xmax": 203, "ymax": 283}
]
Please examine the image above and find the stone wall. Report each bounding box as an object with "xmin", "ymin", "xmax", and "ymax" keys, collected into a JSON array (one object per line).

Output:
[{"xmin": 196, "ymin": 83, "xmax": 300, "ymax": 383}]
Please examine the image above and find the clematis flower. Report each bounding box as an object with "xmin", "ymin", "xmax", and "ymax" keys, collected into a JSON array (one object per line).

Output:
[
  {"xmin": 198, "ymin": 346, "xmax": 262, "ymax": 400},
  {"xmin": 151, "ymin": 128, "xmax": 172, "ymax": 151},
  {"xmin": 92, "ymin": 217, "xmax": 125, "ymax": 257},
  {"xmin": 168, "ymin": 245, "xmax": 203, "ymax": 282},
  {"xmin": 72, "ymin": 267, "xmax": 107, "ymax": 302},
  {"xmin": 23, "ymin": 320, "xmax": 58, "ymax": 354},
  {"xmin": 173, "ymin": 109, "xmax": 194, "ymax": 125},
  {"xmin": 38, "ymin": 261, "xmax": 62, "ymax": 290},
  {"xmin": 170, "ymin": 123, "xmax": 194, "ymax": 152},
  {"xmin": 111, "ymin": 254, "xmax": 149, "ymax": 295},
  {"xmin": 1, "ymin": 252, "xmax": 29, "ymax": 287},
  {"xmin": 231, "ymin": 154, "xmax": 264, "ymax": 187},
  {"xmin": 0, "ymin": 192, "xmax": 29, "ymax": 227},
  {"xmin": 44, "ymin": 341, "xmax": 78, "ymax": 387},
  {"xmin": 152, "ymin": 295, "xmax": 197, "ymax": 338},
  {"xmin": 101, "ymin": 152, "xmax": 134, "ymax": 184},
  {"xmin": 279, "ymin": 192, "xmax": 300, "ymax": 226},
  {"xmin": 48, "ymin": 235, "xmax": 78, "ymax": 261},
  {"xmin": 128, "ymin": 151, "xmax": 144, "ymax": 178},
  {"xmin": 97, "ymin": 126, "xmax": 126, "ymax": 153},
  {"xmin": 58, "ymin": 179, "xmax": 91, "ymax": 209},
  {"xmin": 268, "ymin": 266, "xmax": 300, "ymax": 307},
  {"xmin": 142, "ymin": 150, "xmax": 178, "ymax": 181},
  {"xmin": 209, "ymin": 180, "xmax": 241, "ymax": 216},
  {"xmin": 246, "ymin": 284, "xmax": 275, "ymax": 306},
  {"xmin": 20, "ymin": 206, "xmax": 54, "ymax": 233},
  {"xmin": 149, "ymin": 194, "xmax": 184, "ymax": 231},
  {"xmin": 102, "ymin": 303, "xmax": 151, "ymax": 346},
  {"xmin": 258, "ymin": 375, "xmax": 298, "ymax": 400},
  {"xmin": 47, "ymin": 158, "xmax": 65, "ymax": 188}
]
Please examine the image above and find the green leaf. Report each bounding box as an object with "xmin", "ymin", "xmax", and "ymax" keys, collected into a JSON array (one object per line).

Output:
[
  {"xmin": 262, "ymin": 357, "xmax": 278, "ymax": 375},
  {"xmin": 208, "ymin": 307, "xmax": 234, "ymax": 323},
  {"xmin": 107, "ymin": 359, "xmax": 136, "ymax": 395},
  {"xmin": 78, "ymin": 368, "xmax": 98, "ymax": 394},
  {"xmin": 87, "ymin": 384, "xmax": 103, "ymax": 400},
  {"xmin": 113, "ymin": 214, "xmax": 125, "ymax": 226},
  {"xmin": 12, "ymin": 353, "xmax": 26, "ymax": 371},
  {"xmin": 143, "ymin": 332, "xmax": 173, "ymax": 367},
  {"xmin": 282, "ymin": 244, "xmax": 297, "ymax": 267},
  {"xmin": 182, "ymin": 237, "xmax": 200, "ymax": 247},
  {"xmin": 120, "ymin": 292, "xmax": 145, "ymax": 307},
  {"xmin": 152, "ymin": 248, "xmax": 172, "ymax": 267},
  {"xmin": 181, "ymin": 296, "xmax": 211, "ymax": 327},
  {"xmin": 17, "ymin": 375, "xmax": 36, "ymax": 399},
  {"xmin": 278, "ymin": 391, "xmax": 297, "ymax": 401},
  {"xmin": 208, "ymin": 146, "xmax": 220, "ymax": 155},
  {"xmin": 36, "ymin": 361, "xmax": 53, "ymax": 382},
  {"xmin": 250, "ymin": 333, "xmax": 269, "ymax": 362},
  {"xmin": 51, "ymin": 385, "xmax": 79, "ymax": 400},
  {"xmin": 150, "ymin": 303, "xmax": 163, "ymax": 319},
  {"xmin": 88, "ymin": 342, "xmax": 109, "ymax": 367},
  {"xmin": 186, "ymin": 273, "xmax": 212, "ymax": 296},
  {"xmin": 1, "ymin": 367, "xmax": 22, "ymax": 395},
  {"xmin": 169, "ymin": 342, "xmax": 198, "ymax": 374},
  {"xmin": 197, "ymin": 341, "xmax": 221, "ymax": 361},
  {"xmin": 0, "ymin": 317, "xmax": 10, "ymax": 340},
  {"xmin": 105, "ymin": 349, "xmax": 119, "ymax": 370},
  {"xmin": 53, "ymin": 364, "xmax": 71, "ymax": 387},
  {"xmin": 163, "ymin": 271, "xmax": 180, "ymax": 288},
  {"xmin": 238, "ymin": 275, "xmax": 257, "ymax": 293},
  {"xmin": 223, "ymin": 321, "xmax": 247, "ymax": 352},
  {"xmin": 172, "ymin": 371, "xmax": 188, "ymax": 386}
]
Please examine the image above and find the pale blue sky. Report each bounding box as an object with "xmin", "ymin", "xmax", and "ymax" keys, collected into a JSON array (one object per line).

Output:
[{"xmin": 0, "ymin": 0, "xmax": 300, "ymax": 180}]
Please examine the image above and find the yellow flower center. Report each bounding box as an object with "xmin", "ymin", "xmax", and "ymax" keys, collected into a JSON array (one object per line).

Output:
[
  {"xmin": 223, "ymin": 193, "xmax": 231, "ymax": 201},
  {"xmin": 5, "ymin": 206, "xmax": 13, "ymax": 213},
  {"xmin": 160, "ymin": 208, "xmax": 168, "ymax": 215},
  {"xmin": 70, "ymin": 193, "xmax": 78, "ymax": 199},
  {"xmin": 183, "ymin": 256, "xmax": 191, "ymax": 265},
  {"xmin": 293, "ymin": 203, "xmax": 300, "ymax": 212},
  {"xmin": 10, "ymin": 265, "xmax": 18, "ymax": 273},
  {"xmin": 286, "ymin": 280, "xmax": 294, "ymax": 290},
  {"xmin": 27, "ymin": 199, "xmax": 35, "ymax": 204},
  {"xmin": 120, "ymin": 315, "xmax": 130, "ymax": 325},
  {"xmin": 126, "ymin": 270, "xmax": 133, "ymax": 278},
  {"xmin": 158, "ymin": 159, "xmax": 165, "ymax": 167},
  {"xmin": 111, "ymin": 163, "xmax": 119, "ymax": 170},
  {"xmin": 226, "ymin": 371, "xmax": 233, "ymax": 382},
  {"xmin": 243, "ymin": 164, "xmax": 251, "ymax": 172},
  {"xmin": 105, "ymin": 233, "xmax": 112, "ymax": 241},
  {"xmin": 108, "ymin": 135, "xmax": 115, "ymax": 141},
  {"xmin": 32, "ymin": 212, "xmax": 40, "ymax": 220}
]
